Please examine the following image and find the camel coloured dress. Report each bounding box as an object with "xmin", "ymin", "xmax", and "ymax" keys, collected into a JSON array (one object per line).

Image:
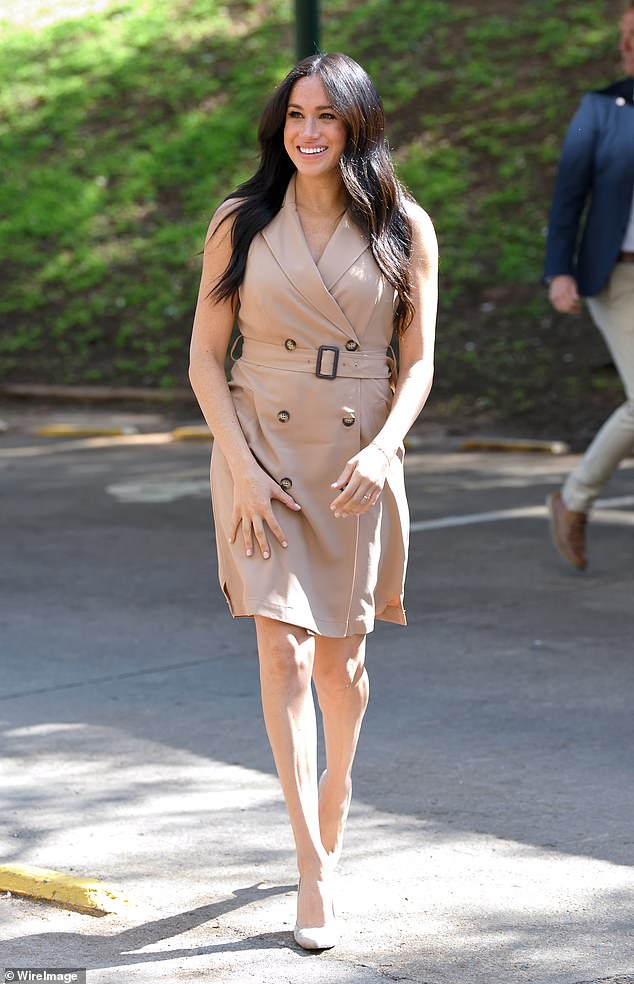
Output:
[{"xmin": 210, "ymin": 174, "xmax": 409, "ymax": 636}]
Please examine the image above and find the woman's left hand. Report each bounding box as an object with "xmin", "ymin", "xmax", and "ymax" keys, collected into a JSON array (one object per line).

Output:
[{"xmin": 329, "ymin": 444, "xmax": 391, "ymax": 518}]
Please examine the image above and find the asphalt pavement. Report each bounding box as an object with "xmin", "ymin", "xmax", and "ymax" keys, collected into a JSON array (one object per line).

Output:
[{"xmin": 0, "ymin": 402, "xmax": 633, "ymax": 984}]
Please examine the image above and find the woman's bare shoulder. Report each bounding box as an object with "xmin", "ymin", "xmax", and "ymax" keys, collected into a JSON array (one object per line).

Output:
[
  {"xmin": 402, "ymin": 197, "xmax": 436, "ymax": 240},
  {"xmin": 402, "ymin": 197, "xmax": 438, "ymax": 270},
  {"xmin": 204, "ymin": 196, "xmax": 244, "ymax": 247}
]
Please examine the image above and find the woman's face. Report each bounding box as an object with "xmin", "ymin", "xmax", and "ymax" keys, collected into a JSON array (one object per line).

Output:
[{"xmin": 283, "ymin": 75, "xmax": 348, "ymax": 178}]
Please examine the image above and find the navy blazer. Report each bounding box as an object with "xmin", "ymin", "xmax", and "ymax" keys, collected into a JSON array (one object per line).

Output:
[{"xmin": 544, "ymin": 78, "xmax": 634, "ymax": 297}]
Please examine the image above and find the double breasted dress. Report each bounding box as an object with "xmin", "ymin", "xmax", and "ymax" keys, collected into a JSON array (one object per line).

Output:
[{"xmin": 210, "ymin": 174, "xmax": 409, "ymax": 637}]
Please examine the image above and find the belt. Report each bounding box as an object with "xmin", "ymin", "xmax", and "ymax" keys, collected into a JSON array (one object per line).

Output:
[
  {"xmin": 619, "ymin": 251, "xmax": 634, "ymax": 263},
  {"xmin": 238, "ymin": 336, "xmax": 392, "ymax": 380}
]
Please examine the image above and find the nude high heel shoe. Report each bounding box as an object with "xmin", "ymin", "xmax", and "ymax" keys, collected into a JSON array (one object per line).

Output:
[
  {"xmin": 293, "ymin": 879, "xmax": 339, "ymax": 951},
  {"xmin": 293, "ymin": 917, "xmax": 339, "ymax": 951}
]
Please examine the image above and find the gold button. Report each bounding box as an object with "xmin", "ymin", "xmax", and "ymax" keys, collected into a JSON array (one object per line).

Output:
[
  {"xmin": 342, "ymin": 415, "xmax": 355, "ymax": 427},
  {"xmin": 284, "ymin": 338, "xmax": 297, "ymax": 351},
  {"xmin": 277, "ymin": 410, "xmax": 290, "ymax": 423},
  {"xmin": 345, "ymin": 340, "xmax": 359, "ymax": 351},
  {"xmin": 280, "ymin": 477, "xmax": 293, "ymax": 491}
]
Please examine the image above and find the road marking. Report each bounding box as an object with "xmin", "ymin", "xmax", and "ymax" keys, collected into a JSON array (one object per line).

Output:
[
  {"xmin": 0, "ymin": 433, "xmax": 173, "ymax": 458},
  {"xmin": 107, "ymin": 479, "xmax": 209, "ymax": 502},
  {"xmin": 0, "ymin": 864, "xmax": 129, "ymax": 916},
  {"xmin": 104, "ymin": 477, "xmax": 634, "ymax": 515},
  {"xmin": 0, "ymin": 428, "xmax": 210, "ymax": 458},
  {"xmin": 36, "ymin": 424, "xmax": 139, "ymax": 438},
  {"xmin": 104, "ymin": 478, "xmax": 634, "ymax": 520},
  {"xmin": 171, "ymin": 425, "xmax": 212, "ymax": 441},
  {"xmin": 459, "ymin": 437, "xmax": 570, "ymax": 454},
  {"xmin": 411, "ymin": 504, "xmax": 544, "ymax": 531},
  {"xmin": 410, "ymin": 495, "xmax": 634, "ymax": 533}
]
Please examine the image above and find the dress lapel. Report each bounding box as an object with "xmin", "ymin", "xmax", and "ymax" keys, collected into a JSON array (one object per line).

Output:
[
  {"xmin": 318, "ymin": 212, "xmax": 369, "ymax": 291},
  {"xmin": 261, "ymin": 174, "xmax": 368, "ymax": 339}
]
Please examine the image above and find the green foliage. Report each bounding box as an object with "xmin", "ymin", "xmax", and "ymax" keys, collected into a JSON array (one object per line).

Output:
[
  {"xmin": 0, "ymin": 0, "xmax": 627, "ymax": 423},
  {"xmin": 0, "ymin": 0, "xmax": 290, "ymax": 384}
]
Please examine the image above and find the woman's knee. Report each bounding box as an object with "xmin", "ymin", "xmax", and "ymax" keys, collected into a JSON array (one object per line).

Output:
[
  {"xmin": 313, "ymin": 641, "xmax": 367, "ymax": 695},
  {"xmin": 256, "ymin": 621, "xmax": 313, "ymax": 688}
]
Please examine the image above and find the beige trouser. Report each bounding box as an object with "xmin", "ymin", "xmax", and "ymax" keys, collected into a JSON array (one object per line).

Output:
[{"xmin": 562, "ymin": 262, "xmax": 634, "ymax": 513}]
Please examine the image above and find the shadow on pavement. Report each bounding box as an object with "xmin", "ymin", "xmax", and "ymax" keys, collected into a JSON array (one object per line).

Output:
[{"xmin": 0, "ymin": 884, "xmax": 296, "ymax": 968}]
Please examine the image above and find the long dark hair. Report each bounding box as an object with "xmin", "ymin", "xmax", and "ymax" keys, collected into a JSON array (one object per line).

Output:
[{"xmin": 212, "ymin": 52, "xmax": 415, "ymax": 335}]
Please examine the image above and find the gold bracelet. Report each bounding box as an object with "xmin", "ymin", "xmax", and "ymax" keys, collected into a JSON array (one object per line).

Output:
[{"xmin": 371, "ymin": 442, "xmax": 393, "ymax": 465}]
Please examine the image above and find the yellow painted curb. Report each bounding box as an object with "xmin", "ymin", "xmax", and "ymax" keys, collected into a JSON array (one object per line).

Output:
[
  {"xmin": 170, "ymin": 425, "xmax": 212, "ymax": 441},
  {"xmin": 0, "ymin": 864, "xmax": 129, "ymax": 916},
  {"xmin": 403, "ymin": 434, "xmax": 426, "ymax": 450},
  {"xmin": 460, "ymin": 437, "xmax": 570, "ymax": 455},
  {"xmin": 36, "ymin": 424, "xmax": 138, "ymax": 438}
]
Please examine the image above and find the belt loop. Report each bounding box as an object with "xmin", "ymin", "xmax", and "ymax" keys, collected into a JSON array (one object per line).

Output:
[
  {"xmin": 229, "ymin": 333, "xmax": 243, "ymax": 362},
  {"xmin": 386, "ymin": 345, "xmax": 398, "ymax": 395}
]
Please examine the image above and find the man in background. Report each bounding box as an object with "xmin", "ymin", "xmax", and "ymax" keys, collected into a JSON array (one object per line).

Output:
[{"xmin": 544, "ymin": 3, "xmax": 634, "ymax": 570}]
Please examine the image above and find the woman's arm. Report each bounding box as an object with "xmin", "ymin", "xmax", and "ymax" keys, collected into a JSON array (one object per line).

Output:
[
  {"xmin": 372, "ymin": 200, "xmax": 438, "ymax": 457},
  {"xmin": 189, "ymin": 204, "xmax": 301, "ymax": 558},
  {"xmin": 330, "ymin": 201, "xmax": 438, "ymax": 517}
]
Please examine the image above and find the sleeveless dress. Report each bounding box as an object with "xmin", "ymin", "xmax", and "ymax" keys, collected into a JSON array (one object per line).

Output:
[{"xmin": 210, "ymin": 174, "xmax": 409, "ymax": 636}]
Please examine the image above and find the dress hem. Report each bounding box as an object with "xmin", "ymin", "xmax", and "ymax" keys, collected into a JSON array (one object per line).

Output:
[{"xmin": 225, "ymin": 596, "xmax": 406, "ymax": 637}]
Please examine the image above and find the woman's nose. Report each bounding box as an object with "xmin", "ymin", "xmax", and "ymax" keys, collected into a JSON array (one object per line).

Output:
[{"xmin": 301, "ymin": 116, "xmax": 318, "ymax": 138}]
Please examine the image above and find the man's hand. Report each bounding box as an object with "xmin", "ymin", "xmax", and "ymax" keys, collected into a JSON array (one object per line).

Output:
[{"xmin": 548, "ymin": 275, "xmax": 581, "ymax": 314}]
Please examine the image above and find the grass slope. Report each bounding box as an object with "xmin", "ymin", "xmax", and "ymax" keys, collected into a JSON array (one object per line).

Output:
[{"xmin": 0, "ymin": 0, "xmax": 628, "ymax": 437}]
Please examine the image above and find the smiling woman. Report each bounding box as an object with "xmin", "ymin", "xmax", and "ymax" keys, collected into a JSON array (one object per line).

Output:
[
  {"xmin": 189, "ymin": 51, "xmax": 438, "ymax": 951},
  {"xmin": 284, "ymin": 78, "xmax": 348, "ymax": 176}
]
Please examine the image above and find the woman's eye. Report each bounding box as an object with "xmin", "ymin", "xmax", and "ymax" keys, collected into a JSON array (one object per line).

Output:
[
  {"xmin": 288, "ymin": 111, "xmax": 302, "ymax": 118},
  {"xmin": 321, "ymin": 113, "xmax": 336, "ymax": 120}
]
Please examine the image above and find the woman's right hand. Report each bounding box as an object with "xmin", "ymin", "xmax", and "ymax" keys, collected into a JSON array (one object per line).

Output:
[
  {"xmin": 229, "ymin": 464, "xmax": 301, "ymax": 559},
  {"xmin": 548, "ymin": 275, "xmax": 581, "ymax": 314}
]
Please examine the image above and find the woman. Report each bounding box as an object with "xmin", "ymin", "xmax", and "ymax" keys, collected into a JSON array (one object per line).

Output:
[{"xmin": 189, "ymin": 52, "xmax": 437, "ymax": 950}]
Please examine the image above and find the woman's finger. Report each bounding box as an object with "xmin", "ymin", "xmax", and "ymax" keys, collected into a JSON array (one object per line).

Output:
[
  {"xmin": 334, "ymin": 484, "xmax": 379, "ymax": 517},
  {"xmin": 352, "ymin": 487, "xmax": 379, "ymax": 513},
  {"xmin": 252, "ymin": 521, "xmax": 271, "ymax": 560},
  {"xmin": 271, "ymin": 486, "xmax": 302, "ymax": 511},
  {"xmin": 331, "ymin": 460, "xmax": 355, "ymax": 491},
  {"xmin": 360, "ymin": 492, "xmax": 381, "ymax": 513},
  {"xmin": 229, "ymin": 510, "xmax": 241, "ymax": 544},
  {"xmin": 331, "ymin": 477, "xmax": 362, "ymax": 512},
  {"xmin": 265, "ymin": 512, "xmax": 289, "ymax": 549},
  {"xmin": 241, "ymin": 518, "xmax": 254, "ymax": 558}
]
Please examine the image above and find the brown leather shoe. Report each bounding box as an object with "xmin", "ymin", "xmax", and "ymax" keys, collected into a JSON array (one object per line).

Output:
[{"xmin": 546, "ymin": 490, "xmax": 588, "ymax": 570}]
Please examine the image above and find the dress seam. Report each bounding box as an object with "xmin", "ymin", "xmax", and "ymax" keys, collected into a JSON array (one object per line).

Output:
[
  {"xmin": 344, "ymin": 378, "xmax": 362, "ymax": 634},
  {"xmin": 343, "ymin": 514, "xmax": 360, "ymax": 635}
]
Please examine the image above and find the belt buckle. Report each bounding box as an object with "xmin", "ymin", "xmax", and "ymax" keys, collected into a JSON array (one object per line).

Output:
[{"xmin": 316, "ymin": 345, "xmax": 340, "ymax": 380}]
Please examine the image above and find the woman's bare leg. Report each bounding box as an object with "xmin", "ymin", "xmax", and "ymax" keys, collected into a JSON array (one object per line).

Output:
[
  {"xmin": 312, "ymin": 633, "xmax": 369, "ymax": 865},
  {"xmin": 254, "ymin": 615, "xmax": 332, "ymax": 929}
]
